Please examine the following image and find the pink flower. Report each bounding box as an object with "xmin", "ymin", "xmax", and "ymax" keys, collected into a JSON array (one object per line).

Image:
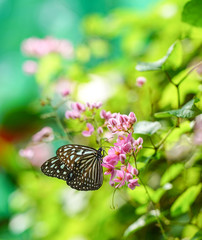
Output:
[
  {"xmin": 21, "ymin": 37, "xmax": 74, "ymax": 59},
  {"xmin": 82, "ymin": 123, "xmax": 94, "ymax": 137},
  {"xmin": 102, "ymin": 162, "xmax": 117, "ymax": 179},
  {"xmin": 19, "ymin": 148, "xmax": 34, "ymax": 159},
  {"xmin": 65, "ymin": 110, "xmax": 81, "ymax": 119},
  {"xmin": 71, "ymin": 102, "xmax": 86, "ymax": 113},
  {"xmin": 22, "ymin": 60, "xmax": 38, "ymax": 75},
  {"xmin": 97, "ymin": 127, "xmax": 103, "ymax": 135},
  {"xmin": 55, "ymin": 79, "xmax": 71, "ymax": 97},
  {"xmin": 122, "ymin": 163, "xmax": 138, "ymax": 177},
  {"xmin": 86, "ymin": 102, "xmax": 102, "ymax": 110},
  {"xmin": 102, "ymin": 155, "xmax": 119, "ymax": 166},
  {"xmin": 106, "ymin": 112, "xmax": 137, "ymax": 134},
  {"xmin": 128, "ymin": 112, "xmax": 137, "ymax": 124},
  {"xmin": 107, "ymin": 146, "xmax": 126, "ymax": 163},
  {"xmin": 19, "ymin": 143, "xmax": 53, "ymax": 167},
  {"xmin": 113, "ymin": 170, "xmax": 126, "ymax": 188},
  {"xmin": 136, "ymin": 76, "xmax": 146, "ymax": 87},
  {"xmin": 100, "ymin": 110, "xmax": 112, "ymax": 121},
  {"xmin": 128, "ymin": 179, "xmax": 140, "ymax": 190},
  {"xmin": 32, "ymin": 127, "xmax": 54, "ymax": 142}
]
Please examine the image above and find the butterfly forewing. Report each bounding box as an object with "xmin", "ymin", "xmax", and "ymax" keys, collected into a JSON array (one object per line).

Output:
[{"xmin": 41, "ymin": 144, "xmax": 103, "ymax": 191}]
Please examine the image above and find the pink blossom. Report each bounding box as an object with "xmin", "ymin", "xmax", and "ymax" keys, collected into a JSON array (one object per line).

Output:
[
  {"xmin": 19, "ymin": 148, "xmax": 34, "ymax": 159},
  {"xmin": 122, "ymin": 163, "xmax": 138, "ymax": 176},
  {"xmin": 102, "ymin": 155, "xmax": 119, "ymax": 166},
  {"xmin": 97, "ymin": 127, "xmax": 103, "ymax": 135},
  {"xmin": 71, "ymin": 102, "xmax": 86, "ymax": 113},
  {"xmin": 100, "ymin": 110, "xmax": 113, "ymax": 121},
  {"xmin": 65, "ymin": 110, "xmax": 81, "ymax": 119},
  {"xmin": 122, "ymin": 143, "xmax": 132, "ymax": 153},
  {"xmin": 19, "ymin": 143, "xmax": 53, "ymax": 167},
  {"xmin": 55, "ymin": 79, "xmax": 71, "ymax": 97},
  {"xmin": 22, "ymin": 60, "xmax": 38, "ymax": 75},
  {"xmin": 136, "ymin": 137, "xmax": 143, "ymax": 145},
  {"xmin": 86, "ymin": 102, "xmax": 102, "ymax": 110},
  {"xmin": 136, "ymin": 76, "xmax": 146, "ymax": 87},
  {"xmin": 128, "ymin": 179, "xmax": 140, "ymax": 190},
  {"xmin": 107, "ymin": 146, "xmax": 126, "ymax": 163},
  {"xmin": 128, "ymin": 112, "xmax": 137, "ymax": 124},
  {"xmin": 113, "ymin": 170, "xmax": 126, "ymax": 188},
  {"xmin": 21, "ymin": 37, "xmax": 74, "ymax": 59},
  {"xmin": 102, "ymin": 162, "xmax": 117, "ymax": 179},
  {"xmin": 82, "ymin": 123, "xmax": 94, "ymax": 137},
  {"xmin": 106, "ymin": 112, "xmax": 137, "ymax": 134},
  {"xmin": 32, "ymin": 127, "xmax": 54, "ymax": 142}
]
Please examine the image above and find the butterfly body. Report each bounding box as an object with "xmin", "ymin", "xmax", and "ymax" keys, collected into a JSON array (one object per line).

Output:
[{"xmin": 41, "ymin": 144, "xmax": 103, "ymax": 191}]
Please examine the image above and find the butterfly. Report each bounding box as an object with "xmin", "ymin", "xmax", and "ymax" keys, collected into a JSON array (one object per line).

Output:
[{"xmin": 41, "ymin": 144, "xmax": 103, "ymax": 191}]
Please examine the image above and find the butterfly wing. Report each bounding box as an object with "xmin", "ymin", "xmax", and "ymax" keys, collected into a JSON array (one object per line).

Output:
[
  {"xmin": 41, "ymin": 156, "xmax": 72, "ymax": 180},
  {"xmin": 66, "ymin": 174, "xmax": 102, "ymax": 191}
]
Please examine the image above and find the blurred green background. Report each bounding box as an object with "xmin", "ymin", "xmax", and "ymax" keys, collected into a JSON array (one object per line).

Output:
[{"xmin": 1, "ymin": 0, "xmax": 202, "ymax": 239}]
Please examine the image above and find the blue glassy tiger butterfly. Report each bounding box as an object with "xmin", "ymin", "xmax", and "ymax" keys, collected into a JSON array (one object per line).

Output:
[{"xmin": 41, "ymin": 144, "xmax": 103, "ymax": 191}]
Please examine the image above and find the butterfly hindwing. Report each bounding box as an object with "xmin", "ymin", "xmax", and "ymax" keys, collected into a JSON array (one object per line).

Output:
[
  {"xmin": 41, "ymin": 156, "xmax": 72, "ymax": 180},
  {"xmin": 66, "ymin": 174, "xmax": 102, "ymax": 191}
]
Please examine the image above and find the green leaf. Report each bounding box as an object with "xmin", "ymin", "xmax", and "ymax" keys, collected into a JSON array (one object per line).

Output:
[
  {"xmin": 162, "ymin": 41, "xmax": 182, "ymax": 71},
  {"xmin": 160, "ymin": 163, "xmax": 184, "ymax": 186},
  {"xmin": 136, "ymin": 41, "xmax": 182, "ymax": 72},
  {"xmin": 170, "ymin": 183, "xmax": 201, "ymax": 217},
  {"xmin": 133, "ymin": 121, "xmax": 161, "ymax": 136},
  {"xmin": 154, "ymin": 98, "xmax": 201, "ymax": 119},
  {"xmin": 124, "ymin": 210, "xmax": 160, "ymax": 237},
  {"xmin": 191, "ymin": 230, "xmax": 202, "ymax": 240},
  {"xmin": 182, "ymin": 0, "xmax": 202, "ymax": 28}
]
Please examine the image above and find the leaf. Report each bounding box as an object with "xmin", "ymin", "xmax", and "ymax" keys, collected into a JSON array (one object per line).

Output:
[
  {"xmin": 170, "ymin": 184, "xmax": 201, "ymax": 217},
  {"xmin": 133, "ymin": 121, "xmax": 161, "ymax": 136},
  {"xmin": 154, "ymin": 98, "xmax": 201, "ymax": 119},
  {"xmin": 182, "ymin": 0, "xmax": 202, "ymax": 28},
  {"xmin": 191, "ymin": 230, "xmax": 202, "ymax": 240},
  {"xmin": 124, "ymin": 210, "xmax": 160, "ymax": 237},
  {"xmin": 160, "ymin": 163, "xmax": 184, "ymax": 186},
  {"xmin": 136, "ymin": 41, "xmax": 182, "ymax": 72},
  {"xmin": 162, "ymin": 41, "xmax": 182, "ymax": 71}
]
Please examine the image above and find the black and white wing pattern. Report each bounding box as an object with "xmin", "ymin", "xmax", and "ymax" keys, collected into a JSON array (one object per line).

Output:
[
  {"xmin": 41, "ymin": 156, "xmax": 73, "ymax": 181},
  {"xmin": 41, "ymin": 144, "xmax": 103, "ymax": 191}
]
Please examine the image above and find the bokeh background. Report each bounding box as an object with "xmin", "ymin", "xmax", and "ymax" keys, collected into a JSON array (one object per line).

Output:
[{"xmin": 1, "ymin": 0, "xmax": 202, "ymax": 239}]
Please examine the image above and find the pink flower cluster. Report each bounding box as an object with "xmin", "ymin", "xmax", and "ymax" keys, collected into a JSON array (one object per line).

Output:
[
  {"xmin": 101, "ymin": 110, "xmax": 137, "ymax": 133},
  {"xmin": 19, "ymin": 127, "xmax": 54, "ymax": 167},
  {"xmin": 102, "ymin": 133, "xmax": 142, "ymax": 190},
  {"xmin": 65, "ymin": 102, "xmax": 102, "ymax": 137},
  {"xmin": 64, "ymin": 102, "xmax": 142, "ymax": 190},
  {"xmin": 21, "ymin": 37, "xmax": 74, "ymax": 59}
]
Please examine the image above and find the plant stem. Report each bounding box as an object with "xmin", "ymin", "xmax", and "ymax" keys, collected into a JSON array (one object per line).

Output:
[{"xmin": 139, "ymin": 176, "xmax": 168, "ymax": 240}]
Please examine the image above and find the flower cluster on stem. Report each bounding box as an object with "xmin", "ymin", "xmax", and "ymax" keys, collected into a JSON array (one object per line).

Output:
[{"xmin": 65, "ymin": 103, "xmax": 142, "ymax": 190}]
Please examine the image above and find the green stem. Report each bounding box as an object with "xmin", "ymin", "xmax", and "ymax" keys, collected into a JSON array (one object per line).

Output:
[
  {"xmin": 178, "ymin": 61, "xmax": 202, "ymax": 86},
  {"xmin": 155, "ymin": 126, "xmax": 175, "ymax": 150},
  {"xmin": 138, "ymin": 176, "xmax": 167, "ymax": 240}
]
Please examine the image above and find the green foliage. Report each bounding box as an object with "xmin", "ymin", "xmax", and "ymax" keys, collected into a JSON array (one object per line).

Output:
[
  {"xmin": 155, "ymin": 98, "xmax": 201, "ymax": 118},
  {"xmin": 170, "ymin": 183, "xmax": 201, "ymax": 217},
  {"xmin": 182, "ymin": 0, "xmax": 202, "ymax": 27},
  {"xmin": 1, "ymin": 0, "xmax": 202, "ymax": 240},
  {"xmin": 136, "ymin": 41, "xmax": 183, "ymax": 72}
]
